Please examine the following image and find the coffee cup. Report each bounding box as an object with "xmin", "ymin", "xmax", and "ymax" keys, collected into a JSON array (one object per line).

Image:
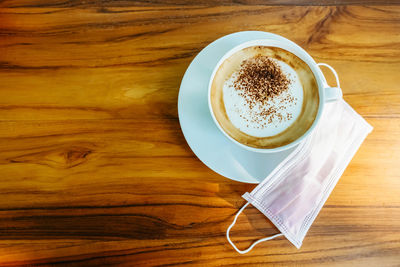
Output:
[{"xmin": 208, "ymin": 38, "xmax": 342, "ymax": 153}]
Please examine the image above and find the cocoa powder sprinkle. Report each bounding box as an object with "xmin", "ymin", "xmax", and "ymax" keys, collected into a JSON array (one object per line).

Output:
[
  {"xmin": 233, "ymin": 55, "xmax": 296, "ymax": 128},
  {"xmin": 234, "ymin": 55, "xmax": 291, "ymax": 105}
]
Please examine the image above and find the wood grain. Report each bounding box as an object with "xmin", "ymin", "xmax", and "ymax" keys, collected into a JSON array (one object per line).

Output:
[
  {"xmin": 0, "ymin": 2, "xmax": 399, "ymax": 266},
  {"xmin": 1, "ymin": 0, "xmax": 399, "ymax": 7}
]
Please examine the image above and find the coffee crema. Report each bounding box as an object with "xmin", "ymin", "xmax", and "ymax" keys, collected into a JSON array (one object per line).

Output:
[{"xmin": 210, "ymin": 46, "xmax": 319, "ymax": 149}]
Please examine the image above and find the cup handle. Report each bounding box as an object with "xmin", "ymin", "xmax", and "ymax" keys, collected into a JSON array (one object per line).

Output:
[{"xmin": 317, "ymin": 63, "xmax": 343, "ymax": 102}]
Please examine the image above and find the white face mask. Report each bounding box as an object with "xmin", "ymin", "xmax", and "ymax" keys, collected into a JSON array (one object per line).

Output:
[{"xmin": 227, "ymin": 100, "xmax": 373, "ymax": 253}]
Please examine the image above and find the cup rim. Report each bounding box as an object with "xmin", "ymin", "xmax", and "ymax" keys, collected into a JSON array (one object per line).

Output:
[{"xmin": 207, "ymin": 38, "xmax": 328, "ymax": 153}]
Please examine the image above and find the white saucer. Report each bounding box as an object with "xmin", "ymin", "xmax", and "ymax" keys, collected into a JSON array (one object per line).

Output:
[{"xmin": 178, "ymin": 31, "xmax": 302, "ymax": 184}]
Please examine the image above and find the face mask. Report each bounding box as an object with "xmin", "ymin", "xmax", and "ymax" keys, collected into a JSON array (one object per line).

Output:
[{"xmin": 226, "ymin": 100, "xmax": 373, "ymax": 253}]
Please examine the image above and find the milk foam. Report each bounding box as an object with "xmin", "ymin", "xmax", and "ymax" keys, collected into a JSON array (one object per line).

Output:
[{"xmin": 223, "ymin": 59, "xmax": 303, "ymax": 137}]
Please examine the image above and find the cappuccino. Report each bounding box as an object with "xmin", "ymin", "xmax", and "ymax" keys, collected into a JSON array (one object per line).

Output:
[{"xmin": 210, "ymin": 46, "xmax": 319, "ymax": 149}]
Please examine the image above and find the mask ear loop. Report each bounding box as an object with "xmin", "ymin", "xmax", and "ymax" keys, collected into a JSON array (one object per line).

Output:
[{"xmin": 226, "ymin": 202, "xmax": 283, "ymax": 254}]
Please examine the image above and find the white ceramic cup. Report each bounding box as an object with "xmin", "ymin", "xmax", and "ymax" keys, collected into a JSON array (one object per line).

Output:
[{"xmin": 208, "ymin": 38, "xmax": 343, "ymax": 153}]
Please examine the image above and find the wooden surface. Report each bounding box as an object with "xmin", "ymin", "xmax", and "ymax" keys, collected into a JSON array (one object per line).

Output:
[{"xmin": 0, "ymin": 1, "xmax": 400, "ymax": 266}]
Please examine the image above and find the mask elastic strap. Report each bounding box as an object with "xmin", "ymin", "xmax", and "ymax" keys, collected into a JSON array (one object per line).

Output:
[{"xmin": 226, "ymin": 202, "xmax": 283, "ymax": 254}]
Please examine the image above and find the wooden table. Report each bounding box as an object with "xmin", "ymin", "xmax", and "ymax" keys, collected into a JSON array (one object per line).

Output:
[{"xmin": 1, "ymin": 1, "xmax": 399, "ymax": 266}]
